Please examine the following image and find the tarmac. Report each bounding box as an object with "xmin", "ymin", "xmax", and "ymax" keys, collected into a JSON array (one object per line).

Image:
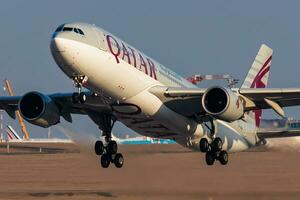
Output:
[{"xmin": 0, "ymin": 143, "xmax": 299, "ymax": 200}]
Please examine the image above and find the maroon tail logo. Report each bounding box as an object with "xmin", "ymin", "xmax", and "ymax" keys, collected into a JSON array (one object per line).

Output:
[{"xmin": 251, "ymin": 56, "xmax": 272, "ymax": 127}]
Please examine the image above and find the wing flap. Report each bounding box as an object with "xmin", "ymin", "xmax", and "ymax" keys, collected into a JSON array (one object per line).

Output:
[{"xmin": 239, "ymin": 88, "xmax": 300, "ymax": 110}]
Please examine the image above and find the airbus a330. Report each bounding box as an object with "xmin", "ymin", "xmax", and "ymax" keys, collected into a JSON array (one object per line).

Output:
[{"xmin": 1, "ymin": 22, "xmax": 300, "ymax": 168}]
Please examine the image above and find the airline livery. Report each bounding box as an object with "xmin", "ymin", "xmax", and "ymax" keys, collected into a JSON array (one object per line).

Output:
[
  {"xmin": 111, "ymin": 133, "xmax": 175, "ymax": 145},
  {"xmin": 1, "ymin": 22, "xmax": 300, "ymax": 168}
]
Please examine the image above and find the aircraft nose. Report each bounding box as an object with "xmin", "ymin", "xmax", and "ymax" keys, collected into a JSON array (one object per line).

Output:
[
  {"xmin": 50, "ymin": 34, "xmax": 79, "ymax": 77},
  {"xmin": 50, "ymin": 36, "xmax": 67, "ymax": 53}
]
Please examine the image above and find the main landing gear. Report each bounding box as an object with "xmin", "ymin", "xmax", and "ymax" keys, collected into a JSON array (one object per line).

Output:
[
  {"xmin": 72, "ymin": 75, "xmax": 88, "ymax": 104},
  {"xmin": 95, "ymin": 139, "xmax": 124, "ymax": 168},
  {"xmin": 94, "ymin": 114, "xmax": 124, "ymax": 168},
  {"xmin": 199, "ymin": 121, "xmax": 229, "ymax": 166}
]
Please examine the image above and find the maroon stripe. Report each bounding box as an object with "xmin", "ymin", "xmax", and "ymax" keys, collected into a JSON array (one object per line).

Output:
[
  {"xmin": 250, "ymin": 55, "xmax": 272, "ymax": 127},
  {"xmin": 7, "ymin": 132, "xmax": 13, "ymax": 140},
  {"xmin": 250, "ymin": 55, "xmax": 272, "ymax": 88}
]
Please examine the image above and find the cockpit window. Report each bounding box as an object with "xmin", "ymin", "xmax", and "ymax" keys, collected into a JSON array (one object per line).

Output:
[
  {"xmin": 54, "ymin": 24, "xmax": 85, "ymax": 36},
  {"xmin": 55, "ymin": 24, "xmax": 64, "ymax": 32},
  {"xmin": 78, "ymin": 29, "xmax": 85, "ymax": 35},
  {"xmin": 63, "ymin": 27, "xmax": 73, "ymax": 32}
]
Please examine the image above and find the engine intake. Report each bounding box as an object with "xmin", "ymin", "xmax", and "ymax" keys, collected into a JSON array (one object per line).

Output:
[
  {"xmin": 19, "ymin": 92, "xmax": 60, "ymax": 128},
  {"xmin": 202, "ymin": 87, "xmax": 244, "ymax": 122}
]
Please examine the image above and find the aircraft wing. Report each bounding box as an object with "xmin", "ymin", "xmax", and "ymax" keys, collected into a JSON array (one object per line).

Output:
[
  {"xmin": 0, "ymin": 96, "xmax": 21, "ymax": 118},
  {"xmin": 239, "ymin": 88, "xmax": 300, "ymax": 109},
  {"xmin": 149, "ymin": 86, "xmax": 206, "ymax": 117},
  {"xmin": 257, "ymin": 128, "xmax": 300, "ymax": 139},
  {"xmin": 149, "ymin": 86, "xmax": 300, "ymax": 118},
  {"xmin": 0, "ymin": 92, "xmax": 112, "ymax": 121}
]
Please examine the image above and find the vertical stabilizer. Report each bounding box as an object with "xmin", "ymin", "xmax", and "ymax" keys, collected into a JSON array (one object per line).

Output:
[
  {"xmin": 7, "ymin": 125, "xmax": 22, "ymax": 140},
  {"xmin": 241, "ymin": 44, "xmax": 272, "ymax": 89},
  {"xmin": 6, "ymin": 131, "xmax": 14, "ymax": 141},
  {"xmin": 241, "ymin": 44, "xmax": 273, "ymax": 127}
]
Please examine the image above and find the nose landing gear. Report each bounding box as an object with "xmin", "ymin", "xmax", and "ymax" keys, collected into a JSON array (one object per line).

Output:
[{"xmin": 72, "ymin": 75, "xmax": 88, "ymax": 104}]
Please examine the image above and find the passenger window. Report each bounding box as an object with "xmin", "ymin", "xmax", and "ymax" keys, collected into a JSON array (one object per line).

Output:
[
  {"xmin": 78, "ymin": 29, "xmax": 85, "ymax": 35},
  {"xmin": 74, "ymin": 28, "xmax": 79, "ymax": 33},
  {"xmin": 63, "ymin": 27, "xmax": 73, "ymax": 32}
]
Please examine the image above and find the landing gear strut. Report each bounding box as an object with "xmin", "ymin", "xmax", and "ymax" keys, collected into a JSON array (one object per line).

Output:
[
  {"xmin": 72, "ymin": 75, "xmax": 88, "ymax": 104},
  {"xmin": 93, "ymin": 114, "xmax": 124, "ymax": 168},
  {"xmin": 200, "ymin": 120, "xmax": 229, "ymax": 166}
]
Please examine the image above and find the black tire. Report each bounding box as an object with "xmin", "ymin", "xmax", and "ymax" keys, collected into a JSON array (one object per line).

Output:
[
  {"xmin": 107, "ymin": 140, "xmax": 118, "ymax": 154},
  {"xmin": 114, "ymin": 153, "xmax": 124, "ymax": 168},
  {"xmin": 79, "ymin": 93, "xmax": 86, "ymax": 104},
  {"xmin": 219, "ymin": 150, "xmax": 228, "ymax": 165},
  {"xmin": 95, "ymin": 140, "xmax": 104, "ymax": 155},
  {"xmin": 212, "ymin": 137, "xmax": 223, "ymax": 152},
  {"xmin": 199, "ymin": 138, "xmax": 210, "ymax": 153},
  {"xmin": 205, "ymin": 152, "xmax": 215, "ymax": 166},
  {"xmin": 101, "ymin": 154, "xmax": 111, "ymax": 168},
  {"xmin": 72, "ymin": 92, "xmax": 79, "ymax": 103}
]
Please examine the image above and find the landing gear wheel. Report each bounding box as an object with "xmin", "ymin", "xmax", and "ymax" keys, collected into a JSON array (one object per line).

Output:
[
  {"xmin": 114, "ymin": 153, "xmax": 124, "ymax": 168},
  {"xmin": 95, "ymin": 140, "xmax": 104, "ymax": 155},
  {"xmin": 205, "ymin": 152, "xmax": 215, "ymax": 166},
  {"xmin": 107, "ymin": 141, "xmax": 118, "ymax": 154},
  {"xmin": 211, "ymin": 137, "xmax": 223, "ymax": 152},
  {"xmin": 199, "ymin": 138, "xmax": 210, "ymax": 153},
  {"xmin": 218, "ymin": 150, "xmax": 228, "ymax": 165},
  {"xmin": 79, "ymin": 93, "xmax": 86, "ymax": 104},
  {"xmin": 94, "ymin": 114, "xmax": 123, "ymax": 169},
  {"xmin": 100, "ymin": 154, "xmax": 111, "ymax": 168}
]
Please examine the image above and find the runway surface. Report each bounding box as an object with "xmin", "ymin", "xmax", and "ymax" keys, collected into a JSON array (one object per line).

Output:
[{"xmin": 0, "ymin": 143, "xmax": 299, "ymax": 200}]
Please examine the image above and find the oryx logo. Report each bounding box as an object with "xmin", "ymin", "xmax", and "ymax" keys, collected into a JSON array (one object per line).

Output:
[{"xmin": 250, "ymin": 56, "xmax": 272, "ymax": 89}]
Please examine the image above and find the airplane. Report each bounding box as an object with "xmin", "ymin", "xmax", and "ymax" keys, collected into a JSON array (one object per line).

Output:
[
  {"xmin": 5, "ymin": 125, "xmax": 72, "ymax": 143},
  {"xmin": 1, "ymin": 22, "xmax": 300, "ymax": 168},
  {"xmin": 111, "ymin": 133, "xmax": 175, "ymax": 145}
]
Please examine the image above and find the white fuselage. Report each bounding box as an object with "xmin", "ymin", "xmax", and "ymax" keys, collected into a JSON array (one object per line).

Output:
[{"xmin": 51, "ymin": 23, "xmax": 258, "ymax": 153}]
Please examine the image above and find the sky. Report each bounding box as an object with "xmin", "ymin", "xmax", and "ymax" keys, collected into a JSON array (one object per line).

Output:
[{"xmin": 1, "ymin": 0, "xmax": 300, "ymax": 138}]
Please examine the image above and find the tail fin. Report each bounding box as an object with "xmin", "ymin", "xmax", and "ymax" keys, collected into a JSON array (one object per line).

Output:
[
  {"xmin": 7, "ymin": 125, "xmax": 22, "ymax": 140},
  {"xmin": 242, "ymin": 44, "xmax": 273, "ymax": 127},
  {"xmin": 6, "ymin": 130, "xmax": 14, "ymax": 141},
  {"xmin": 241, "ymin": 44, "xmax": 273, "ymax": 89}
]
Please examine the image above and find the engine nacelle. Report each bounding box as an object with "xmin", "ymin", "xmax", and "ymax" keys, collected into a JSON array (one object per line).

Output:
[
  {"xmin": 202, "ymin": 87, "xmax": 244, "ymax": 122},
  {"xmin": 19, "ymin": 92, "xmax": 60, "ymax": 128}
]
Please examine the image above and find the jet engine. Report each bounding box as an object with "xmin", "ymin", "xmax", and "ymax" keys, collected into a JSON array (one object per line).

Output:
[
  {"xmin": 202, "ymin": 87, "xmax": 244, "ymax": 122},
  {"xmin": 19, "ymin": 92, "xmax": 60, "ymax": 128}
]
